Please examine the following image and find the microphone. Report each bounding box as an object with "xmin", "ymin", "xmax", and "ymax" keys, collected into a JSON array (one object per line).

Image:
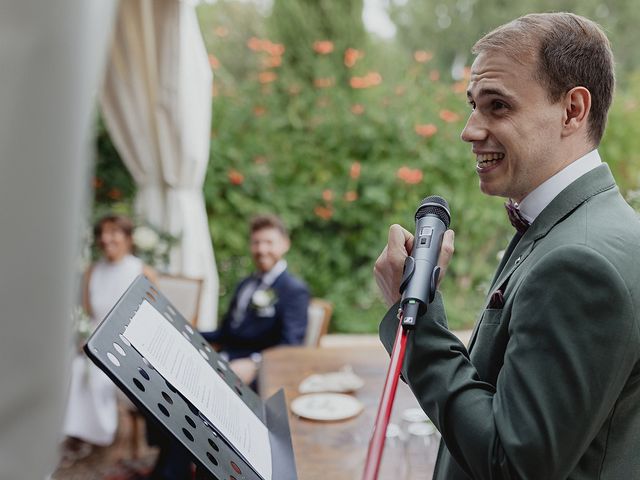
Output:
[{"xmin": 398, "ymin": 195, "xmax": 450, "ymax": 328}]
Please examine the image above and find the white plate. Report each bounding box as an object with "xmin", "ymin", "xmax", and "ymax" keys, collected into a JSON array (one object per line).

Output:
[
  {"xmin": 290, "ymin": 393, "xmax": 364, "ymax": 421},
  {"xmin": 298, "ymin": 367, "xmax": 365, "ymax": 394}
]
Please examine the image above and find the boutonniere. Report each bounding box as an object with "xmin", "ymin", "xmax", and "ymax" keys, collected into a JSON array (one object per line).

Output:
[{"xmin": 251, "ymin": 288, "xmax": 277, "ymax": 309}]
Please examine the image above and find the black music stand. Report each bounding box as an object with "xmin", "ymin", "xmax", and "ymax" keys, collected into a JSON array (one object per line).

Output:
[{"xmin": 84, "ymin": 275, "xmax": 297, "ymax": 480}]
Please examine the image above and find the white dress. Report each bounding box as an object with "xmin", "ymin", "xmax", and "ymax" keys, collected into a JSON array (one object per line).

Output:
[{"xmin": 63, "ymin": 254, "xmax": 143, "ymax": 445}]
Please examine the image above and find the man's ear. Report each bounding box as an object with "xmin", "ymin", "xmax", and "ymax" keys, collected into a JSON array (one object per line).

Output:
[
  {"xmin": 281, "ymin": 235, "xmax": 291, "ymax": 255},
  {"xmin": 562, "ymin": 86, "xmax": 591, "ymax": 138}
]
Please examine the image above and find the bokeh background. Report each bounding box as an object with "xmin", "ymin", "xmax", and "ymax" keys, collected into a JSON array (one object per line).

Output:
[{"xmin": 93, "ymin": 0, "xmax": 640, "ymax": 333}]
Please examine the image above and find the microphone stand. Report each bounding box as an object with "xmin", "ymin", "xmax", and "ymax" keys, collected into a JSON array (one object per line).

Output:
[{"xmin": 362, "ymin": 300, "xmax": 420, "ymax": 480}]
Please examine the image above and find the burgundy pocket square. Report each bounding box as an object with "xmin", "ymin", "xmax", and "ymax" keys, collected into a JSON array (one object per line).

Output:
[{"xmin": 489, "ymin": 289, "xmax": 505, "ymax": 309}]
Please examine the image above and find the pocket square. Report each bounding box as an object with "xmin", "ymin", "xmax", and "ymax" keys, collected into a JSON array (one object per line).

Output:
[{"xmin": 488, "ymin": 289, "xmax": 505, "ymax": 309}]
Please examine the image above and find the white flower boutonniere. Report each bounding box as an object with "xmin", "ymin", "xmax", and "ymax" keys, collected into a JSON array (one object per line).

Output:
[{"xmin": 251, "ymin": 288, "xmax": 277, "ymax": 309}]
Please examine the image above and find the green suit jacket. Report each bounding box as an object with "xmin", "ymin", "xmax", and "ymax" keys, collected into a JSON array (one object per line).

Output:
[{"xmin": 380, "ymin": 164, "xmax": 640, "ymax": 479}]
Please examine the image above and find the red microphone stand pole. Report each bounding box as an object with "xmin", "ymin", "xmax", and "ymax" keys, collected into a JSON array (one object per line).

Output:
[{"xmin": 362, "ymin": 300, "xmax": 419, "ymax": 480}]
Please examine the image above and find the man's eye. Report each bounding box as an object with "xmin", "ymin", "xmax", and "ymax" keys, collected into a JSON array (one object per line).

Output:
[
  {"xmin": 492, "ymin": 100, "xmax": 508, "ymax": 111},
  {"xmin": 468, "ymin": 101, "xmax": 476, "ymax": 110}
]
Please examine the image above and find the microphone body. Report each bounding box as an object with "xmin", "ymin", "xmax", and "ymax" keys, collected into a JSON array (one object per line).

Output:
[{"xmin": 399, "ymin": 196, "xmax": 450, "ymax": 327}]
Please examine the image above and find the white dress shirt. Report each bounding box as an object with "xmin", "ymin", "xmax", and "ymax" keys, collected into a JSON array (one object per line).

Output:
[{"xmin": 518, "ymin": 149, "xmax": 602, "ymax": 223}]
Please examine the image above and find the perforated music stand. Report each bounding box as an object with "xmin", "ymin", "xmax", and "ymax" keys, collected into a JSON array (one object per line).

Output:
[{"xmin": 84, "ymin": 275, "xmax": 297, "ymax": 480}]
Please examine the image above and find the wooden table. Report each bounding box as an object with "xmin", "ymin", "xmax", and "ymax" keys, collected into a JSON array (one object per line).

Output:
[{"xmin": 259, "ymin": 345, "xmax": 439, "ymax": 480}]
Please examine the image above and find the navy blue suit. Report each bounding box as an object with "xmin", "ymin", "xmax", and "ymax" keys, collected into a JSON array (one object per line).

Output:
[{"xmin": 202, "ymin": 269, "xmax": 310, "ymax": 359}]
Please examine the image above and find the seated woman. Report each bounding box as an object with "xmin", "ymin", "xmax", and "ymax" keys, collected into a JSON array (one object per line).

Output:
[{"xmin": 60, "ymin": 214, "xmax": 156, "ymax": 465}]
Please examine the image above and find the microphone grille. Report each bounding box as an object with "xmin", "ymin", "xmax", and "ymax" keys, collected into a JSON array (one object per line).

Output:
[{"xmin": 415, "ymin": 195, "xmax": 451, "ymax": 228}]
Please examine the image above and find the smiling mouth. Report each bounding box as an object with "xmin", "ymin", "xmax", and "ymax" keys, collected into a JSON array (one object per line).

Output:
[{"xmin": 476, "ymin": 153, "xmax": 505, "ymax": 169}]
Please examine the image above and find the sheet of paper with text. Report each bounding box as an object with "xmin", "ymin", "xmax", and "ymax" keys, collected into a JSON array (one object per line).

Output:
[{"xmin": 124, "ymin": 300, "xmax": 272, "ymax": 480}]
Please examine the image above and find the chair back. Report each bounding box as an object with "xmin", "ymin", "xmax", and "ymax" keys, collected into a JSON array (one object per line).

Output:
[
  {"xmin": 304, "ymin": 298, "xmax": 333, "ymax": 347},
  {"xmin": 155, "ymin": 274, "xmax": 204, "ymax": 327}
]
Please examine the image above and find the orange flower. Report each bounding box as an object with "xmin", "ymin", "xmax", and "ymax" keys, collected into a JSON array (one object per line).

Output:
[
  {"xmin": 414, "ymin": 50, "xmax": 433, "ymax": 63},
  {"xmin": 429, "ymin": 70, "xmax": 440, "ymax": 82},
  {"xmin": 247, "ymin": 38, "xmax": 283, "ymax": 55},
  {"xmin": 313, "ymin": 40, "xmax": 334, "ymax": 55},
  {"xmin": 92, "ymin": 177, "xmax": 104, "ymax": 189},
  {"xmin": 396, "ymin": 166, "xmax": 423, "ymax": 185},
  {"xmin": 208, "ymin": 54, "xmax": 220, "ymax": 70},
  {"xmin": 228, "ymin": 169, "xmax": 244, "ymax": 185},
  {"xmin": 314, "ymin": 77, "xmax": 335, "ymax": 89},
  {"xmin": 107, "ymin": 188, "xmax": 122, "ymax": 200},
  {"xmin": 258, "ymin": 71, "xmax": 277, "ymax": 84},
  {"xmin": 214, "ymin": 26, "xmax": 229, "ymax": 38},
  {"xmin": 350, "ymin": 72, "xmax": 382, "ymax": 89},
  {"xmin": 366, "ymin": 72, "xmax": 382, "ymax": 86},
  {"xmin": 350, "ymin": 104, "xmax": 365, "ymax": 115},
  {"xmin": 409, "ymin": 170, "xmax": 423, "ymax": 184},
  {"xmin": 414, "ymin": 123, "xmax": 438, "ymax": 138},
  {"xmin": 266, "ymin": 43, "xmax": 285, "ymax": 56},
  {"xmin": 350, "ymin": 161, "xmax": 361, "ymax": 179},
  {"xmin": 253, "ymin": 106, "xmax": 266, "ymax": 117},
  {"xmin": 439, "ymin": 109, "xmax": 460, "ymax": 123},
  {"xmin": 452, "ymin": 80, "xmax": 467, "ymax": 94},
  {"xmin": 263, "ymin": 56, "xmax": 282, "ymax": 68},
  {"xmin": 350, "ymin": 77, "xmax": 366, "ymax": 89},
  {"xmin": 314, "ymin": 205, "xmax": 334, "ymax": 220},
  {"xmin": 344, "ymin": 191, "xmax": 358, "ymax": 202},
  {"xmin": 247, "ymin": 37, "xmax": 262, "ymax": 51},
  {"xmin": 344, "ymin": 48, "xmax": 363, "ymax": 67},
  {"xmin": 322, "ymin": 189, "xmax": 334, "ymax": 202}
]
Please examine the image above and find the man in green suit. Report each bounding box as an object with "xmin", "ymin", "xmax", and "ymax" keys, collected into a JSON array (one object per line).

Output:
[{"xmin": 375, "ymin": 13, "xmax": 640, "ymax": 479}]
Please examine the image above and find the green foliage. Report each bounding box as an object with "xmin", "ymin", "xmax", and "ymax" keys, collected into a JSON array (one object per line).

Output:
[
  {"xmin": 93, "ymin": 116, "xmax": 136, "ymax": 215},
  {"xmin": 94, "ymin": 1, "xmax": 640, "ymax": 333},
  {"xmin": 600, "ymin": 73, "xmax": 640, "ymax": 191},
  {"xmin": 269, "ymin": 0, "xmax": 367, "ymax": 88},
  {"xmin": 388, "ymin": 0, "xmax": 640, "ymax": 85},
  {"xmin": 198, "ymin": 1, "xmax": 511, "ymax": 332}
]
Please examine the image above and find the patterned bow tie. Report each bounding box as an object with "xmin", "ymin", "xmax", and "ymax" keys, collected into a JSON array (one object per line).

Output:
[{"xmin": 505, "ymin": 199, "xmax": 530, "ymax": 234}]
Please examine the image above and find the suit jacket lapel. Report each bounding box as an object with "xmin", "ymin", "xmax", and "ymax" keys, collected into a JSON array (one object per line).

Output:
[
  {"xmin": 466, "ymin": 231, "xmax": 524, "ymax": 350},
  {"xmin": 490, "ymin": 232, "xmax": 523, "ymax": 290},
  {"xmin": 270, "ymin": 269, "xmax": 288, "ymax": 290},
  {"xmin": 467, "ymin": 164, "xmax": 616, "ymax": 352}
]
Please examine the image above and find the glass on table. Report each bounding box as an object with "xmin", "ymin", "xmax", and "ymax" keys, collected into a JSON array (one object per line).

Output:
[
  {"xmin": 405, "ymin": 421, "xmax": 437, "ymax": 479},
  {"xmin": 400, "ymin": 407, "xmax": 428, "ymax": 427},
  {"xmin": 377, "ymin": 423, "xmax": 408, "ymax": 480}
]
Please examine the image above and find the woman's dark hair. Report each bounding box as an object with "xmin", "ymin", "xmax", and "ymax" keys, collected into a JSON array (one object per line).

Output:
[{"xmin": 93, "ymin": 214, "xmax": 135, "ymax": 249}]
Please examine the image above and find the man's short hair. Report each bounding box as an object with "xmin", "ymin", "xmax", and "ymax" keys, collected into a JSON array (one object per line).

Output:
[
  {"xmin": 250, "ymin": 213, "xmax": 289, "ymax": 237},
  {"xmin": 473, "ymin": 12, "xmax": 615, "ymax": 145}
]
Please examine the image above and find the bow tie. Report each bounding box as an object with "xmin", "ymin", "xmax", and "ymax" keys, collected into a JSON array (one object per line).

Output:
[{"xmin": 505, "ymin": 199, "xmax": 530, "ymax": 234}]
